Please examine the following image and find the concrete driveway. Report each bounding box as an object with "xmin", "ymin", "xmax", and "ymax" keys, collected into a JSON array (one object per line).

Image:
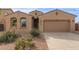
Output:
[{"xmin": 43, "ymin": 32, "xmax": 79, "ymax": 50}]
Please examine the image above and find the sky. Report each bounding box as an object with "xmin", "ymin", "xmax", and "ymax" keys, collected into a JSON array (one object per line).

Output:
[{"xmin": 12, "ymin": 8, "xmax": 79, "ymax": 22}]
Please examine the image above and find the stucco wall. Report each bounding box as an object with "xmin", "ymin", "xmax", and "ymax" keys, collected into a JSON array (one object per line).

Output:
[
  {"xmin": 5, "ymin": 11, "xmax": 32, "ymax": 32},
  {"xmin": 0, "ymin": 9, "xmax": 13, "ymax": 24},
  {"xmin": 0, "ymin": 9, "xmax": 76, "ymax": 32},
  {"xmin": 39, "ymin": 10, "xmax": 75, "ymax": 32}
]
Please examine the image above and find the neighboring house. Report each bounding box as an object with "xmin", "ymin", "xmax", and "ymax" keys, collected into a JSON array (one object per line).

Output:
[
  {"xmin": 0, "ymin": 9, "xmax": 76, "ymax": 32},
  {"xmin": 75, "ymin": 22, "xmax": 79, "ymax": 31},
  {"xmin": 75, "ymin": 23, "xmax": 78, "ymax": 31}
]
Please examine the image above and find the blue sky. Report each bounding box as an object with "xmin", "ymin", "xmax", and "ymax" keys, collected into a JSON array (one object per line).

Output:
[{"xmin": 12, "ymin": 8, "xmax": 79, "ymax": 22}]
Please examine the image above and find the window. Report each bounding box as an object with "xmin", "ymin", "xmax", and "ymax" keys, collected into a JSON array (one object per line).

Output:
[
  {"xmin": 10, "ymin": 17, "xmax": 17, "ymax": 27},
  {"xmin": 20, "ymin": 17, "xmax": 27, "ymax": 27}
]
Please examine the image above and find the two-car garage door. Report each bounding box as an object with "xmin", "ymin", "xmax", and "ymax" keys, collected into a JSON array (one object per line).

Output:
[{"xmin": 43, "ymin": 20, "xmax": 70, "ymax": 32}]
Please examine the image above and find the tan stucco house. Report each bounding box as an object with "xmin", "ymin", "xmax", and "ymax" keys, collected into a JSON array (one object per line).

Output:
[
  {"xmin": 75, "ymin": 23, "xmax": 79, "ymax": 31},
  {"xmin": 0, "ymin": 9, "xmax": 76, "ymax": 32}
]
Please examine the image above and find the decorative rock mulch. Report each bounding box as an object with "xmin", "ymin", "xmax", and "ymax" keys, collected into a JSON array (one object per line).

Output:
[
  {"xmin": 0, "ymin": 43, "xmax": 15, "ymax": 50},
  {"xmin": 33, "ymin": 37, "xmax": 48, "ymax": 50},
  {"xmin": 0, "ymin": 36, "xmax": 48, "ymax": 50}
]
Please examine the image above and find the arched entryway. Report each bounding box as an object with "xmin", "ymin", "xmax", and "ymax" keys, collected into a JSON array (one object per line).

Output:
[{"xmin": 32, "ymin": 17, "xmax": 39, "ymax": 29}]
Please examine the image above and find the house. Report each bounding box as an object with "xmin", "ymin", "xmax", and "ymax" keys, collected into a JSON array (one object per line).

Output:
[
  {"xmin": 0, "ymin": 9, "xmax": 76, "ymax": 32},
  {"xmin": 75, "ymin": 22, "xmax": 79, "ymax": 31},
  {"xmin": 75, "ymin": 23, "xmax": 78, "ymax": 31}
]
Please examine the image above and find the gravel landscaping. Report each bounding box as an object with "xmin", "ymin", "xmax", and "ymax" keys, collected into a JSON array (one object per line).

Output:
[
  {"xmin": 0, "ymin": 43, "xmax": 15, "ymax": 50},
  {"xmin": 33, "ymin": 37, "xmax": 48, "ymax": 50},
  {"xmin": 0, "ymin": 37, "xmax": 48, "ymax": 50},
  {"xmin": 0, "ymin": 32, "xmax": 48, "ymax": 50}
]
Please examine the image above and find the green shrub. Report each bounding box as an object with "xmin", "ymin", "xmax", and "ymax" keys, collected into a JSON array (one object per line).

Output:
[
  {"xmin": 0, "ymin": 31, "xmax": 18, "ymax": 43},
  {"xmin": 30, "ymin": 29, "xmax": 40, "ymax": 37},
  {"xmin": 15, "ymin": 39, "xmax": 27, "ymax": 50},
  {"xmin": 15, "ymin": 38, "xmax": 35, "ymax": 50},
  {"xmin": 26, "ymin": 39, "xmax": 35, "ymax": 50},
  {"xmin": 27, "ymin": 38, "xmax": 32, "ymax": 42}
]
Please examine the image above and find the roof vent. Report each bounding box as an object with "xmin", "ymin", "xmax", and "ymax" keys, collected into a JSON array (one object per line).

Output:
[{"xmin": 35, "ymin": 13, "xmax": 37, "ymax": 15}]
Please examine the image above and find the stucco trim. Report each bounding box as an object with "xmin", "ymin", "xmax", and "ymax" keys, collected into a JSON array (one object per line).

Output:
[
  {"xmin": 38, "ymin": 9, "xmax": 77, "ymax": 17},
  {"xmin": 29, "ymin": 10, "xmax": 44, "ymax": 14},
  {"xmin": 5, "ymin": 11, "xmax": 32, "ymax": 17}
]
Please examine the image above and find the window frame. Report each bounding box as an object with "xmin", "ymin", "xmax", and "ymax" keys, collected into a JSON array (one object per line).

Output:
[
  {"xmin": 20, "ymin": 17, "xmax": 27, "ymax": 28},
  {"xmin": 10, "ymin": 17, "xmax": 17, "ymax": 27}
]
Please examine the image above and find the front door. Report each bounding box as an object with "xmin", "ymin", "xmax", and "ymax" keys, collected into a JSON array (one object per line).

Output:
[{"xmin": 32, "ymin": 17, "xmax": 39, "ymax": 29}]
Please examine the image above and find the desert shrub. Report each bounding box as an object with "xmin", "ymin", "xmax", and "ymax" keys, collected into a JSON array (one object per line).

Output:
[
  {"xmin": 30, "ymin": 29, "xmax": 40, "ymax": 38},
  {"xmin": 26, "ymin": 39, "xmax": 35, "ymax": 49},
  {"xmin": 27, "ymin": 38, "xmax": 32, "ymax": 42},
  {"xmin": 0, "ymin": 31, "xmax": 18, "ymax": 43},
  {"xmin": 15, "ymin": 38, "xmax": 35, "ymax": 50},
  {"xmin": 15, "ymin": 39, "xmax": 27, "ymax": 50}
]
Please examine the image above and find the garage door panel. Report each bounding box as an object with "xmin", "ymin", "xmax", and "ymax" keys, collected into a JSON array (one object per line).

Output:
[{"xmin": 43, "ymin": 20, "xmax": 70, "ymax": 32}]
